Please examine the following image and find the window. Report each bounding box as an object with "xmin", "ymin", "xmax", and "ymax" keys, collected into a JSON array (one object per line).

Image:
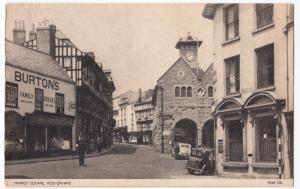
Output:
[
  {"xmin": 175, "ymin": 86, "xmax": 192, "ymax": 97},
  {"xmin": 6, "ymin": 82, "xmax": 18, "ymax": 107},
  {"xmin": 187, "ymin": 87, "xmax": 192, "ymax": 97},
  {"xmin": 225, "ymin": 56, "xmax": 240, "ymax": 95},
  {"xmin": 256, "ymin": 44, "xmax": 274, "ymax": 89},
  {"xmin": 208, "ymin": 86, "xmax": 214, "ymax": 97},
  {"xmin": 55, "ymin": 93, "xmax": 64, "ymax": 114},
  {"xmin": 35, "ymin": 88, "xmax": 44, "ymax": 111},
  {"xmin": 226, "ymin": 120, "xmax": 243, "ymax": 162},
  {"xmin": 255, "ymin": 116, "xmax": 277, "ymax": 162},
  {"xmin": 181, "ymin": 87, "xmax": 186, "ymax": 97},
  {"xmin": 175, "ymin": 86, "xmax": 180, "ymax": 97},
  {"xmin": 256, "ymin": 4, "xmax": 273, "ymax": 29},
  {"xmin": 225, "ymin": 4, "xmax": 239, "ymax": 40}
]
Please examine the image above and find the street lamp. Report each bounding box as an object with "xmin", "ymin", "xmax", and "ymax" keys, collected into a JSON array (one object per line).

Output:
[{"xmin": 157, "ymin": 84, "xmax": 164, "ymax": 153}]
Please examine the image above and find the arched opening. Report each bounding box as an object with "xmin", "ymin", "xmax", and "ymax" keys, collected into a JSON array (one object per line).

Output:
[
  {"xmin": 202, "ymin": 119, "xmax": 214, "ymax": 148},
  {"xmin": 174, "ymin": 119, "xmax": 197, "ymax": 147}
]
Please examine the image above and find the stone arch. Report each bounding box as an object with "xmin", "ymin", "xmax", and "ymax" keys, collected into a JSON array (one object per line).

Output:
[
  {"xmin": 215, "ymin": 98, "xmax": 242, "ymax": 114},
  {"xmin": 202, "ymin": 119, "xmax": 214, "ymax": 148},
  {"xmin": 174, "ymin": 119, "xmax": 197, "ymax": 147},
  {"xmin": 244, "ymin": 91, "xmax": 276, "ymax": 108}
]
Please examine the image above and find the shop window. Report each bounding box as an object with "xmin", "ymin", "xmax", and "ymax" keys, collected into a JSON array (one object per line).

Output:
[
  {"xmin": 5, "ymin": 82, "xmax": 18, "ymax": 108},
  {"xmin": 255, "ymin": 116, "xmax": 277, "ymax": 162},
  {"xmin": 181, "ymin": 87, "xmax": 187, "ymax": 97},
  {"xmin": 35, "ymin": 88, "xmax": 44, "ymax": 111},
  {"xmin": 226, "ymin": 120, "xmax": 243, "ymax": 162},
  {"xmin": 187, "ymin": 87, "xmax": 192, "ymax": 97},
  {"xmin": 256, "ymin": 44, "xmax": 274, "ymax": 89},
  {"xmin": 55, "ymin": 93, "xmax": 64, "ymax": 114},
  {"xmin": 224, "ymin": 4, "xmax": 239, "ymax": 40},
  {"xmin": 175, "ymin": 86, "xmax": 180, "ymax": 97},
  {"xmin": 225, "ymin": 56, "xmax": 240, "ymax": 95},
  {"xmin": 256, "ymin": 4, "xmax": 273, "ymax": 29},
  {"xmin": 208, "ymin": 86, "xmax": 214, "ymax": 97}
]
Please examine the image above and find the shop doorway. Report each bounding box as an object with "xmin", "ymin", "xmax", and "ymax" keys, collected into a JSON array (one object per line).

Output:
[
  {"xmin": 202, "ymin": 119, "xmax": 214, "ymax": 148},
  {"xmin": 174, "ymin": 119, "xmax": 197, "ymax": 147},
  {"xmin": 226, "ymin": 120, "xmax": 243, "ymax": 162}
]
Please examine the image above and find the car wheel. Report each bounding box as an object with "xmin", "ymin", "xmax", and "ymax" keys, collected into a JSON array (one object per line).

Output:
[{"xmin": 187, "ymin": 169, "xmax": 195, "ymax": 175}]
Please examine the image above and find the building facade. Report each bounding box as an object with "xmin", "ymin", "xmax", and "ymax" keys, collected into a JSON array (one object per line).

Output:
[
  {"xmin": 20, "ymin": 21, "xmax": 115, "ymax": 152},
  {"xmin": 134, "ymin": 89, "xmax": 154, "ymax": 144},
  {"xmin": 5, "ymin": 39, "xmax": 76, "ymax": 158},
  {"xmin": 152, "ymin": 33, "xmax": 214, "ymax": 154},
  {"xmin": 113, "ymin": 91, "xmax": 139, "ymax": 143},
  {"xmin": 203, "ymin": 3, "xmax": 294, "ymax": 178}
]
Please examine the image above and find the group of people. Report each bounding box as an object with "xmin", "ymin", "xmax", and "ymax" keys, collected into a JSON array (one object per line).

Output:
[{"xmin": 76, "ymin": 136, "xmax": 103, "ymax": 166}]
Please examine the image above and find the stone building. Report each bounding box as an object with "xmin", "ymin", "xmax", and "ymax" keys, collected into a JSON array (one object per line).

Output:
[
  {"xmin": 203, "ymin": 3, "xmax": 294, "ymax": 178},
  {"xmin": 20, "ymin": 21, "xmax": 115, "ymax": 152},
  {"xmin": 152, "ymin": 33, "xmax": 214, "ymax": 154}
]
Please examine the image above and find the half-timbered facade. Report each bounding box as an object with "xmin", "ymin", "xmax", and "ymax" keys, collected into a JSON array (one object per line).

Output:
[{"xmin": 22, "ymin": 23, "xmax": 115, "ymax": 152}]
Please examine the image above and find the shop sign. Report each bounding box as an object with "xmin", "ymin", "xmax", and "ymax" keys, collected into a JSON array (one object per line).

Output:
[
  {"xmin": 218, "ymin": 139, "xmax": 223, "ymax": 153},
  {"xmin": 15, "ymin": 70, "xmax": 60, "ymax": 91},
  {"xmin": 69, "ymin": 102, "xmax": 76, "ymax": 109},
  {"xmin": 19, "ymin": 91, "xmax": 58, "ymax": 106}
]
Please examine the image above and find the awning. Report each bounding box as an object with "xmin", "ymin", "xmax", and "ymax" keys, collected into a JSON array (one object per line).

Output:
[{"xmin": 25, "ymin": 111, "xmax": 75, "ymax": 128}]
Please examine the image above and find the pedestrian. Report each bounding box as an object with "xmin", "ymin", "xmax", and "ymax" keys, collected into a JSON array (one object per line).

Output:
[
  {"xmin": 174, "ymin": 142, "xmax": 180, "ymax": 159},
  {"xmin": 76, "ymin": 136, "xmax": 86, "ymax": 166},
  {"xmin": 97, "ymin": 136, "xmax": 102, "ymax": 153}
]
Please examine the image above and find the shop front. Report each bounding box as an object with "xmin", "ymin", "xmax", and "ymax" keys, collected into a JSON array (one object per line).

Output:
[
  {"xmin": 25, "ymin": 111, "xmax": 74, "ymax": 155},
  {"xmin": 214, "ymin": 91, "xmax": 292, "ymax": 179}
]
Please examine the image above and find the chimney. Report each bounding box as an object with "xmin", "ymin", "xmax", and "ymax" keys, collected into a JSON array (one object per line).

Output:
[
  {"xmin": 138, "ymin": 88, "xmax": 142, "ymax": 102},
  {"xmin": 86, "ymin": 52, "xmax": 95, "ymax": 61},
  {"xmin": 13, "ymin": 20, "xmax": 26, "ymax": 44},
  {"xmin": 29, "ymin": 24, "xmax": 37, "ymax": 40},
  {"xmin": 36, "ymin": 20, "xmax": 56, "ymax": 57}
]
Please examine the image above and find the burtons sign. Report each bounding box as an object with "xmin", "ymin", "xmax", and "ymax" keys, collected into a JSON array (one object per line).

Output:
[{"xmin": 15, "ymin": 71, "xmax": 60, "ymax": 91}]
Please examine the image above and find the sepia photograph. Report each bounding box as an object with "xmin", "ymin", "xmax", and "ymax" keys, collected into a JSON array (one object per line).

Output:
[{"xmin": 3, "ymin": 1, "xmax": 294, "ymax": 187}]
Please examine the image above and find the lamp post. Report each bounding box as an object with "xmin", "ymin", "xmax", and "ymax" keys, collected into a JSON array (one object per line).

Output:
[{"xmin": 157, "ymin": 84, "xmax": 164, "ymax": 153}]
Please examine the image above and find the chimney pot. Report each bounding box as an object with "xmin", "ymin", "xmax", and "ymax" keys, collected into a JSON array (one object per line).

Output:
[{"xmin": 13, "ymin": 20, "xmax": 26, "ymax": 44}]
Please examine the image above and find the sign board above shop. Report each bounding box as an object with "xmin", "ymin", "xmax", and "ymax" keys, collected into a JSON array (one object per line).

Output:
[
  {"xmin": 14, "ymin": 70, "xmax": 60, "ymax": 91},
  {"xmin": 26, "ymin": 112, "xmax": 75, "ymax": 127}
]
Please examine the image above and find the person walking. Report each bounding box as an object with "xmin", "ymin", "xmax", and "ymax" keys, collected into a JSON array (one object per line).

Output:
[
  {"xmin": 76, "ymin": 136, "xmax": 86, "ymax": 166},
  {"xmin": 96, "ymin": 136, "xmax": 102, "ymax": 153}
]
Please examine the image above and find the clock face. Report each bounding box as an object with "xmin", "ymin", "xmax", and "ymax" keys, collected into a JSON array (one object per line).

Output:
[
  {"xmin": 177, "ymin": 70, "xmax": 185, "ymax": 78},
  {"xmin": 186, "ymin": 51, "xmax": 195, "ymax": 62}
]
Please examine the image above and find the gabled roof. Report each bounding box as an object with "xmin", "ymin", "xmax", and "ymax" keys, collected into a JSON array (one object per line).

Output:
[
  {"xmin": 158, "ymin": 57, "xmax": 199, "ymax": 82},
  {"xmin": 5, "ymin": 39, "xmax": 74, "ymax": 83}
]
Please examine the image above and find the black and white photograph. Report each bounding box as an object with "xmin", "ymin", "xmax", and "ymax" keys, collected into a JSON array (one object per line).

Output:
[{"xmin": 3, "ymin": 1, "xmax": 295, "ymax": 187}]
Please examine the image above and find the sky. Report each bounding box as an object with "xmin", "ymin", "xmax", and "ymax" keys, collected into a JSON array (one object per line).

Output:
[{"xmin": 5, "ymin": 3, "xmax": 213, "ymax": 96}]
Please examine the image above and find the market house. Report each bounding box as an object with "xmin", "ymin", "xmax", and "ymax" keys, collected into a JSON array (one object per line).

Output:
[{"xmin": 5, "ymin": 39, "xmax": 76, "ymax": 158}]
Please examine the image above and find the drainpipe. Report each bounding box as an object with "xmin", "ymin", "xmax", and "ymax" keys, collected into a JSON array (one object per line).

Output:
[{"xmin": 159, "ymin": 85, "xmax": 164, "ymax": 153}]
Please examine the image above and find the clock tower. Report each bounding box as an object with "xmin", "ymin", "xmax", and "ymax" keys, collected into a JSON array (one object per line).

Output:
[{"xmin": 175, "ymin": 32, "xmax": 202, "ymax": 71}]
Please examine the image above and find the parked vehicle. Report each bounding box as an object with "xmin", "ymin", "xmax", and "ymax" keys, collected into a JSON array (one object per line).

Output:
[
  {"xmin": 185, "ymin": 147, "xmax": 215, "ymax": 175},
  {"xmin": 172, "ymin": 142, "xmax": 191, "ymax": 159}
]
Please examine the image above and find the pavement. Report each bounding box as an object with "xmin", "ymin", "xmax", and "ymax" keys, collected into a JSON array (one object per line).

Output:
[
  {"xmin": 5, "ymin": 148, "xmax": 111, "ymax": 165},
  {"xmin": 5, "ymin": 143, "xmax": 218, "ymax": 179}
]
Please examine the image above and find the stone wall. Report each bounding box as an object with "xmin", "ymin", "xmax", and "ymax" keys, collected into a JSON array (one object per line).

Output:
[{"xmin": 152, "ymin": 59, "xmax": 214, "ymax": 153}]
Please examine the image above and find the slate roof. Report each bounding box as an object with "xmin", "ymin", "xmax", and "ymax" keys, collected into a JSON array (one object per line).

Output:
[{"xmin": 5, "ymin": 39, "xmax": 74, "ymax": 83}]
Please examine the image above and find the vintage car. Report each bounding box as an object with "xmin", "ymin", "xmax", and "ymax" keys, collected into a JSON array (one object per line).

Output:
[
  {"xmin": 172, "ymin": 142, "xmax": 191, "ymax": 159},
  {"xmin": 185, "ymin": 147, "xmax": 215, "ymax": 175}
]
